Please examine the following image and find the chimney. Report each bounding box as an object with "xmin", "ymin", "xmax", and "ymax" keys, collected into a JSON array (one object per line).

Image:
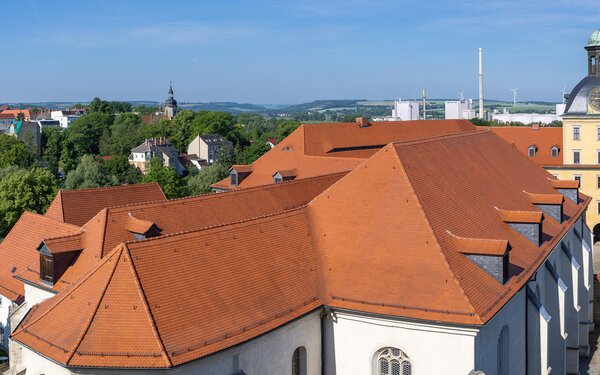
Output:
[
  {"xmin": 532, "ymin": 123, "xmax": 540, "ymax": 131},
  {"xmin": 356, "ymin": 117, "xmax": 370, "ymax": 127},
  {"xmin": 478, "ymin": 48, "xmax": 484, "ymax": 119}
]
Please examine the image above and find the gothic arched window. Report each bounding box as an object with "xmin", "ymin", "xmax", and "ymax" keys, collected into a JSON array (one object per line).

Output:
[
  {"xmin": 497, "ymin": 325, "xmax": 510, "ymax": 375},
  {"xmin": 375, "ymin": 347, "xmax": 412, "ymax": 375},
  {"xmin": 292, "ymin": 346, "xmax": 307, "ymax": 375}
]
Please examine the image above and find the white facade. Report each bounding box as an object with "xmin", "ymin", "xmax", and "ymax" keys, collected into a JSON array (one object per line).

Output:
[
  {"xmin": 0, "ymin": 295, "xmax": 12, "ymax": 352},
  {"xmin": 492, "ymin": 105, "xmax": 564, "ymax": 125},
  {"xmin": 388, "ymin": 100, "xmax": 420, "ymax": 121},
  {"xmin": 50, "ymin": 111, "xmax": 80, "ymax": 128},
  {"xmin": 13, "ymin": 311, "xmax": 322, "ymax": 375},
  {"xmin": 445, "ymin": 99, "xmax": 476, "ymax": 120}
]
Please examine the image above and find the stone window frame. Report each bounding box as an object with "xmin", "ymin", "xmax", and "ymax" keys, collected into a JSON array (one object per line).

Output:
[
  {"xmin": 573, "ymin": 150, "xmax": 581, "ymax": 164},
  {"xmin": 374, "ymin": 347, "xmax": 412, "ymax": 375},
  {"xmin": 573, "ymin": 125, "xmax": 581, "ymax": 140}
]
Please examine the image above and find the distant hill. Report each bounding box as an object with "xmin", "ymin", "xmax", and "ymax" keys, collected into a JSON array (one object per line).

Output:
[{"xmin": 0, "ymin": 99, "xmax": 560, "ymax": 116}]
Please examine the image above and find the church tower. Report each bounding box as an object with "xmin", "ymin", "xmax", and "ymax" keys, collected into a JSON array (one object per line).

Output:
[{"xmin": 164, "ymin": 82, "xmax": 179, "ymax": 120}]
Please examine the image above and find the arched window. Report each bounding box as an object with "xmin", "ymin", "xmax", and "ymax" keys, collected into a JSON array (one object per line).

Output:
[
  {"xmin": 497, "ymin": 325, "xmax": 510, "ymax": 375},
  {"xmin": 551, "ymin": 145, "xmax": 559, "ymax": 157},
  {"xmin": 375, "ymin": 347, "xmax": 411, "ymax": 375},
  {"xmin": 292, "ymin": 346, "xmax": 307, "ymax": 375},
  {"xmin": 528, "ymin": 145, "xmax": 537, "ymax": 157}
]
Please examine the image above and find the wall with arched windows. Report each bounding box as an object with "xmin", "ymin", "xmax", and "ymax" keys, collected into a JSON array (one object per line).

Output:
[
  {"xmin": 474, "ymin": 288, "xmax": 526, "ymax": 375},
  {"xmin": 323, "ymin": 310, "xmax": 477, "ymax": 374}
]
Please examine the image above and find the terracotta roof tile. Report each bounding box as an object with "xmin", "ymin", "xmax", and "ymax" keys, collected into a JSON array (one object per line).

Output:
[
  {"xmin": 549, "ymin": 178, "xmax": 579, "ymax": 189},
  {"xmin": 10, "ymin": 130, "xmax": 589, "ymax": 369},
  {"xmin": 45, "ymin": 183, "xmax": 167, "ymax": 226},
  {"xmin": 482, "ymin": 126, "xmax": 563, "ymax": 166},
  {"xmin": 0, "ymin": 213, "xmax": 78, "ymax": 302},
  {"xmin": 496, "ymin": 209, "xmax": 543, "ymax": 223},
  {"xmin": 213, "ymin": 120, "xmax": 477, "ymax": 190},
  {"xmin": 524, "ymin": 191, "xmax": 564, "ymax": 205}
]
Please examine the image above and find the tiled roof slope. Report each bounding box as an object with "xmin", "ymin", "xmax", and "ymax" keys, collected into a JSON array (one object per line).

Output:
[
  {"xmin": 309, "ymin": 130, "xmax": 583, "ymax": 324},
  {"xmin": 12, "ymin": 131, "xmax": 588, "ymax": 369},
  {"xmin": 13, "ymin": 209, "xmax": 321, "ymax": 368},
  {"xmin": 0, "ymin": 213, "xmax": 78, "ymax": 302},
  {"xmin": 45, "ymin": 183, "xmax": 167, "ymax": 226},
  {"xmin": 482, "ymin": 126, "xmax": 563, "ymax": 166},
  {"xmin": 212, "ymin": 120, "xmax": 477, "ymax": 190},
  {"xmin": 25, "ymin": 173, "xmax": 346, "ymax": 293}
]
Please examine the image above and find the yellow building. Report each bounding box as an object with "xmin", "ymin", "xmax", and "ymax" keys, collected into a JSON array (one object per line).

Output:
[{"xmin": 550, "ymin": 28, "xmax": 600, "ymax": 240}]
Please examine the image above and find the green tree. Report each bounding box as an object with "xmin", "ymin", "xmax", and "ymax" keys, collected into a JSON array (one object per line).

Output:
[
  {"xmin": 0, "ymin": 134, "xmax": 34, "ymax": 168},
  {"xmin": 104, "ymin": 155, "xmax": 140, "ymax": 184},
  {"xmin": 42, "ymin": 128, "xmax": 64, "ymax": 176},
  {"xmin": 187, "ymin": 163, "xmax": 229, "ymax": 195},
  {"xmin": 16, "ymin": 112, "xmax": 25, "ymax": 122},
  {"xmin": 169, "ymin": 110, "xmax": 196, "ymax": 151},
  {"xmin": 142, "ymin": 158, "xmax": 186, "ymax": 198},
  {"xmin": 0, "ymin": 167, "xmax": 57, "ymax": 238},
  {"xmin": 143, "ymin": 118, "xmax": 171, "ymax": 139},
  {"xmin": 88, "ymin": 97, "xmax": 113, "ymax": 114},
  {"xmin": 64, "ymin": 112, "xmax": 113, "ymax": 159},
  {"xmin": 64, "ymin": 155, "xmax": 115, "ymax": 190},
  {"xmin": 274, "ymin": 119, "xmax": 301, "ymax": 140},
  {"xmin": 103, "ymin": 113, "xmax": 144, "ymax": 156},
  {"xmin": 134, "ymin": 105, "xmax": 160, "ymax": 115},
  {"xmin": 109, "ymin": 101, "xmax": 133, "ymax": 113},
  {"xmin": 192, "ymin": 111, "xmax": 236, "ymax": 137},
  {"xmin": 238, "ymin": 141, "xmax": 271, "ymax": 164}
]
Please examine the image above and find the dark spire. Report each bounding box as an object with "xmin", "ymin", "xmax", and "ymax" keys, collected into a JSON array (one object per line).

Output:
[{"xmin": 168, "ymin": 81, "xmax": 174, "ymax": 96}]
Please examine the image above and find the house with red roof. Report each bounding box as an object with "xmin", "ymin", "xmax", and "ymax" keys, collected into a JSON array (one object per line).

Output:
[{"xmin": 2, "ymin": 123, "xmax": 593, "ymax": 374}]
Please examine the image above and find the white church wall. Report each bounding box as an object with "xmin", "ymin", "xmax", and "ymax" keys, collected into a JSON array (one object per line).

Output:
[
  {"xmin": 15, "ymin": 310, "xmax": 322, "ymax": 375},
  {"xmin": 324, "ymin": 310, "xmax": 477, "ymax": 375},
  {"xmin": 24, "ymin": 284, "xmax": 55, "ymax": 307},
  {"xmin": 0, "ymin": 295, "xmax": 11, "ymax": 351},
  {"xmin": 474, "ymin": 288, "xmax": 526, "ymax": 375}
]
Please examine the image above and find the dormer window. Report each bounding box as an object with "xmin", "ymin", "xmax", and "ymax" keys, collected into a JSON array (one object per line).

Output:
[
  {"xmin": 229, "ymin": 165, "xmax": 252, "ymax": 186},
  {"xmin": 273, "ymin": 170, "xmax": 296, "ymax": 184},
  {"xmin": 39, "ymin": 247, "xmax": 53, "ymax": 284},
  {"xmin": 551, "ymin": 145, "xmax": 559, "ymax": 157},
  {"xmin": 231, "ymin": 171, "xmax": 239, "ymax": 186},
  {"xmin": 528, "ymin": 145, "xmax": 537, "ymax": 157},
  {"xmin": 126, "ymin": 213, "xmax": 161, "ymax": 240}
]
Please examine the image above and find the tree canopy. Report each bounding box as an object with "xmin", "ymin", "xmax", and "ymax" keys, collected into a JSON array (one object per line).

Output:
[
  {"xmin": 0, "ymin": 134, "xmax": 34, "ymax": 169},
  {"xmin": 0, "ymin": 167, "xmax": 57, "ymax": 238},
  {"xmin": 64, "ymin": 155, "xmax": 116, "ymax": 190},
  {"xmin": 142, "ymin": 158, "xmax": 186, "ymax": 199}
]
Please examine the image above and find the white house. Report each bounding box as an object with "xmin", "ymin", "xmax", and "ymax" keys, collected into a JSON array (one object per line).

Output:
[
  {"xmin": 50, "ymin": 110, "xmax": 81, "ymax": 128},
  {"xmin": 187, "ymin": 134, "xmax": 232, "ymax": 165},
  {"xmin": 130, "ymin": 137, "xmax": 186, "ymax": 175}
]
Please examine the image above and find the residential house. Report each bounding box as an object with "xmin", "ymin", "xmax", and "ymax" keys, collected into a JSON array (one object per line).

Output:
[
  {"xmin": 130, "ymin": 137, "xmax": 186, "ymax": 175},
  {"xmin": 187, "ymin": 134, "xmax": 233, "ymax": 165},
  {"xmin": 50, "ymin": 110, "xmax": 81, "ymax": 128},
  {"xmin": 0, "ymin": 109, "xmax": 31, "ymax": 121}
]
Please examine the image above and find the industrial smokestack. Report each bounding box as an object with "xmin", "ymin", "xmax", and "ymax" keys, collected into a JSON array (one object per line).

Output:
[
  {"xmin": 422, "ymin": 88, "xmax": 427, "ymax": 120},
  {"xmin": 478, "ymin": 48, "xmax": 484, "ymax": 119}
]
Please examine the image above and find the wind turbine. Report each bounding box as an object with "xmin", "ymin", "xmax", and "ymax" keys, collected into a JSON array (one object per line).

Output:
[
  {"xmin": 509, "ymin": 87, "xmax": 519, "ymax": 107},
  {"xmin": 459, "ymin": 91, "xmax": 465, "ymax": 101},
  {"xmin": 559, "ymin": 86, "xmax": 567, "ymax": 104}
]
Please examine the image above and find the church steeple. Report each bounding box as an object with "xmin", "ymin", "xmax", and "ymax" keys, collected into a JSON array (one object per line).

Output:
[
  {"xmin": 164, "ymin": 81, "xmax": 178, "ymax": 120},
  {"xmin": 586, "ymin": 29, "xmax": 600, "ymax": 76}
]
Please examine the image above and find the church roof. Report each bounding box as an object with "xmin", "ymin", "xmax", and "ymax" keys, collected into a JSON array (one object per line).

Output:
[
  {"xmin": 563, "ymin": 75, "xmax": 600, "ymax": 116},
  {"xmin": 12, "ymin": 130, "xmax": 588, "ymax": 369},
  {"xmin": 211, "ymin": 119, "xmax": 478, "ymax": 190},
  {"xmin": 588, "ymin": 29, "xmax": 600, "ymax": 47},
  {"xmin": 45, "ymin": 183, "xmax": 167, "ymax": 227}
]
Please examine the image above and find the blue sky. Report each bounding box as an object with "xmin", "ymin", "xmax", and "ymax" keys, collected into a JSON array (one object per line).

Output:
[{"xmin": 3, "ymin": 0, "xmax": 600, "ymax": 104}]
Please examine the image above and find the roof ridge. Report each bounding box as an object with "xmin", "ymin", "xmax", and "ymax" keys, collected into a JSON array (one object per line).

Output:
[
  {"xmin": 126, "ymin": 206, "xmax": 307, "ymax": 248},
  {"xmin": 112, "ymin": 171, "xmax": 348, "ymax": 212},
  {"xmin": 42, "ymin": 230, "xmax": 85, "ymax": 243},
  {"xmin": 391, "ymin": 129, "xmax": 486, "ymax": 147},
  {"xmin": 59, "ymin": 182, "xmax": 161, "ymax": 194},
  {"xmin": 388, "ymin": 144, "xmax": 481, "ymax": 321},
  {"xmin": 65, "ymin": 245, "xmax": 123, "ymax": 364},
  {"xmin": 123, "ymin": 244, "xmax": 172, "ymax": 366}
]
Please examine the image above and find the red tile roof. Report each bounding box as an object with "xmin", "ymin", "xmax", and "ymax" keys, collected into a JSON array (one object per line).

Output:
[
  {"xmin": 497, "ymin": 209, "xmax": 544, "ymax": 223},
  {"xmin": 0, "ymin": 213, "xmax": 78, "ymax": 302},
  {"xmin": 524, "ymin": 191, "xmax": 564, "ymax": 205},
  {"xmin": 482, "ymin": 126, "xmax": 563, "ymax": 166},
  {"xmin": 448, "ymin": 232, "xmax": 510, "ymax": 256},
  {"xmin": 550, "ymin": 179, "xmax": 579, "ymax": 189},
  {"xmin": 45, "ymin": 183, "xmax": 167, "ymax": 226},
  {"xmin": 12, "ymin": 130, "xmax": 589, "ymax": 369},
  {"xmin": 213, "ymin": 120, "xmax": 478, "ymax": 190}
]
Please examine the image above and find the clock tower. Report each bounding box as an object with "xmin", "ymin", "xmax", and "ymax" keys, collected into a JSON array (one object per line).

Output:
[{"xmin": 552, "ymin": 28, "xmax": 600, "ymax": 242}]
